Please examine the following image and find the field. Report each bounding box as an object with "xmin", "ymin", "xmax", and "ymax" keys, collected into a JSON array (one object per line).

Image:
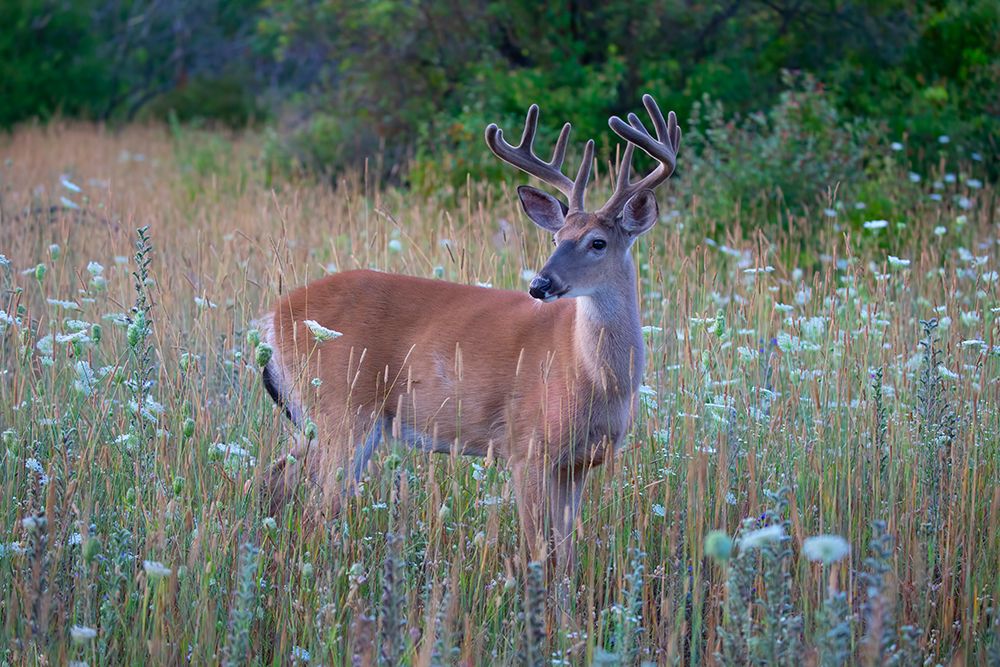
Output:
[{"xmin": 0, "ymin": 122, "xmax": 997, "ymax": 666}]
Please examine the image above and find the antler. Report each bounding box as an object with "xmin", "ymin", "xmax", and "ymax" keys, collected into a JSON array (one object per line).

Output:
[
  {"xmin": 485, "ymin": 105, "xmax": 594, "ymax": 213},
  {"xmin": 598, "ymin": 94, "xmax": 681, "ymax": 217}
]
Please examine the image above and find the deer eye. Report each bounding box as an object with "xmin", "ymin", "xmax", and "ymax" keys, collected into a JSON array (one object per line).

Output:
[{"xmin": 590, "ymin": 239, "xmax": 607, "ymax": 250}]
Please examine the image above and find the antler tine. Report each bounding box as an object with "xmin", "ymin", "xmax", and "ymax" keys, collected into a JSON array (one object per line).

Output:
[
  {"xmin": 610, "ymin": 141, "xmax": 636, "ymax": 200},
  {"xmin": 485, "ymin": 106, "xmax": 575, "ymax": 199},
  {"xmin": 598, "ymin": 94, "xmax": 681, "ymax": 217},
  {"xmin": 570, "ymin": 139, "xmax": 595, "ymax": 212}
]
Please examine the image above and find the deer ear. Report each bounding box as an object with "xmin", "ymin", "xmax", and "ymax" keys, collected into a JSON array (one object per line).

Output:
[
  {"xmin": 620, "ymin": 190, "xmax": 658, "ymax": 237},
  {"xmin": 517, "ymin": 185, "xmax": 567, "ymax": 233}
]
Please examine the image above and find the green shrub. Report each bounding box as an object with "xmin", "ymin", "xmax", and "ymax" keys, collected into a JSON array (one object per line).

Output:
[
  {"xmin": 683, "ymin": 71, "xmax": 878, "ymax": 220},
  {"xmin": 0, "ymin": 0, "xmax": 114, "ymax": 128},
  {"xmin": 140, "ymin": 72, "xmax": 263, "ymax": 129}
]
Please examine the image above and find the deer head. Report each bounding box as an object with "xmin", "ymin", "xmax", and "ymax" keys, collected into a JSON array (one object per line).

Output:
[{"xmin": 486, "ymin": 95, "xmax": 681, "ymax": 302}]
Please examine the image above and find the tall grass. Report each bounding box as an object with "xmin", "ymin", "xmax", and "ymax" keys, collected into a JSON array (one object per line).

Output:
[{"xmin": 0, "ymin": 121, "xmax": 997, "ymax": 665}]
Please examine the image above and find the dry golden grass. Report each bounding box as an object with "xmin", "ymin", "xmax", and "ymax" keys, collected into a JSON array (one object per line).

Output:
[{"xmin": 0, "ymin": 122, "xmax": 997, "ymax": 665}]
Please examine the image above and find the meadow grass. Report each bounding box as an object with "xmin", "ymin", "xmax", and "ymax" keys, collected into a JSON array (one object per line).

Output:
[{"xmin": 0, "ymin": 122, "xmax": 997, "ymax": 665}]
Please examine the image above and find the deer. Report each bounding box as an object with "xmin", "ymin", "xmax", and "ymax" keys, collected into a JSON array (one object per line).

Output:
[{"xmin": 253, "ymin": 95, "xmax": 680, "ymax": 576}]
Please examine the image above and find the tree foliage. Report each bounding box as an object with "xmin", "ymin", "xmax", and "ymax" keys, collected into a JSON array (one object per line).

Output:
[{"xmin": 3, "ymin": 1, "xmax": 997, "ymax": 184}]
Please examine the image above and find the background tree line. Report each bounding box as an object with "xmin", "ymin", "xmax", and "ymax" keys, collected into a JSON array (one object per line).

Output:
[{"xmin": 2, "ymin": 0, "xmax": 997, "ymax": 189}]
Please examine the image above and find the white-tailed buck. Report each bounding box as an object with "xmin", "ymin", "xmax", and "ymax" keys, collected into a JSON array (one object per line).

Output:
[{"xmin": 255, "ymin": 95, "xmax": 680, "ymax": 573}]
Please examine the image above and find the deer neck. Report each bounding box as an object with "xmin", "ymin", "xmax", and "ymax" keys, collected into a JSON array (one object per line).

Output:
[{"xmin": 572, "ymin": 259, "xmax": 644, "ymax": 397}]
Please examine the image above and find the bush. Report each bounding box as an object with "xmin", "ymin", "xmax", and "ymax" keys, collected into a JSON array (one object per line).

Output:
[
  {"xmin": 139, "ymin": 72, "xmax": 263, "ymax": 129},
  {"xmin": 0, "ymin": 1, "xmax": 114, "ymax": 127},
  {"xmin": 683, "ymin": 72, "xmax": 878, "ymax": 219},
  {"xmin": 261, "ymin": 109, "xmax": 384, "ymax": 184}
]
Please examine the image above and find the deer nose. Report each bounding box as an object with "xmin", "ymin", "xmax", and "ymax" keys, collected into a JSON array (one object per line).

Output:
[{"xmin": 529, "ymin": 276, "xmax": 551, "ymax": 300}]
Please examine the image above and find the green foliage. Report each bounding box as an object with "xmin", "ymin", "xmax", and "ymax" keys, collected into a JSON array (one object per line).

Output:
[
  {"xmin": 684, "ymin": 72, "xmax": 877, "ymax": 217},
  {"xmin": 835, "ymin": 0, "xmax": 999, "ymax": 166},
  {"xmin": 255, "ymin": 0, "xmax": 998, "ymax": 187},
  {"xmin": 140, "ymin": 72, "xmax": 263, "ymax": 128},
  {"xmin": 4, "ymin": 1, "xmax": 998, "ymax": 194},
  {"xmin": 0, "ymin": 0, "xmax": 113, "ymax": 126},
  {"xmin": 410, "ymin": 52, "xmax": 628, "ymax": 194}
]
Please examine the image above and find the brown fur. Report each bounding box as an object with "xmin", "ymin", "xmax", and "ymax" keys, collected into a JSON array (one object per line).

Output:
[{"xmin": 261, "ymin": 252, "xmax": 641, "ymax": 570}]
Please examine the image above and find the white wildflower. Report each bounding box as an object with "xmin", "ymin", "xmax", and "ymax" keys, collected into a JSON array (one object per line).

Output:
[
  {"xmin": 776, "ymin": 331, "xmax": 801, "ymax": 353},
  {"xmin": 194, "ymin": 296, "xmax": 217, "ymax": 309},
  {"xmin": 143, "ymin": 560, "xmax": 172, "ymax": 579},
  {"xmin": 87, "ymin": 261, "xmax": 104, "ymax": 276},
  {"xmin": 388, "ymin": 239, "xmax": 403, "ymax": 253},
  {"xmin": 60, "ymin": 176, "xmax": 82, "ymax": 193},
  {"xmin": 60, "ymin": 196, "xmax": 80, "ymax": 210},
  {"xmin": 938, "ymin": 135, "xmax": 950, "ymax": 144},
  {"xmin": 802, "ymin": 535, "xmax": 850, "ymax": 564},
  {"xmin": 638, "ymin": 384, "xmax": 658, "ymax": 409},
  {"xmin": 56, "ymin": 330, "xmax": 91, "ymax": 345},
  {"xmin": 73, "ymin": 361, "xmax": 98, "ymax": 396},
  {"xmin": 960, "ymin": 311, "xmax": 980, "ymax": 326},
  {"xmin": 47, "ymin": 298, "xmax": 80, "ymax": 310},
  {"xmin": 70, "ymin": 625, "xmax": 97, "ymax": 643},
  {"xmin": 887, "ymin": 256, "xmax": 911, "ymax": 268},
  {"xmin": 966, "ymin": 178, "xmax": 982, "ymax": 189},
  {"xmin": 127, "ymin": 398, "xmax": 165, "ymax": 423},
  {"xmin": 651, "ymin": 504, "xmax": 666, "ymax": 518},
  {"xmin": 36, "ymin": 334, "xmax": 55, "ymax": 356},
  {"xmin": 890, "ymin": 141, "xmax": 903, "ymax": 151},
  {"xmin": 212, "ymin": 442, "xmax": 256, "ymax": 464},
  {"xmin": 303, "ymin": 319, "xmax": 343, "ymax": 342},
  {"xmin": 908, "ymin": 172, "xmax": 921, "ymax": 183},
  {"xmin": 934, "ymin": 226, "xmax": 947, "ymax": 236},
  {"xmin": 937, "ymin": 364, "xmax": 959, "ymax": 380},
  {"xmin": 0, "ymin": 309, "xmax": 20, "ymax": 330},
  {"xmin": 740, "ymin": 525, "xmax": 784, "ymax": 550},
  {"xmin": 801, "ymin": 316, "xmax": 826, "ymax": 341},
  {"xmin": 863, "ymin": 219, "xmax": 889, "ymax": 230}
]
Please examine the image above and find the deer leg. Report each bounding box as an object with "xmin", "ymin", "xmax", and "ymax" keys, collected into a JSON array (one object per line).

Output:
[
  {"xmin": 350, "ymin": 416, "xmax": 385, "ymax": 487},
  {"xmin": 511, "ymin": 460, "xmax": 548, "ymax": 564},
  {"xmin": 307, "ymin": 414, "xmax": 384, "ymax": 519},
  {"xmin": 548, "ymin": 464, "xmax": 588, "ymax": 582},
  {"xmin": 263, "ymin": 414, "xmax": 383, "ymax": 523},
  {"xmin": 261, "ymin": 431, "xmax": 313, "ymax": 517}
]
